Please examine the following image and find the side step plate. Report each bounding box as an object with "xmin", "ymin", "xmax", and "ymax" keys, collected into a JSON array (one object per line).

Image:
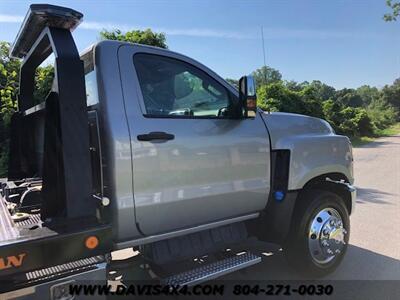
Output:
[{"xmin": 163, "ymin": 252, "xmax": 261, "ymax": 286}]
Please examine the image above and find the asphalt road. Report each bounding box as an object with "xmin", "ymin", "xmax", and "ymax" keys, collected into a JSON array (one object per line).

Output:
[{"xmin": 110, "ymin": 135, "xmax": 400, "ymax": 297}]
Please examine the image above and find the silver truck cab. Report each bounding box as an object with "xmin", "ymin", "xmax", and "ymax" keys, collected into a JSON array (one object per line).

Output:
[
  {"xmin": 87, "ymin": 41, "xmax": 271, "ymax": 243},
  {"xmin": 85, "ymin": 41, "xmax": 354, "ymax": 247}
]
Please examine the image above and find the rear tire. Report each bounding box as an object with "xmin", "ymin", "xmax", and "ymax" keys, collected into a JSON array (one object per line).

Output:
[{"xmin": 284, "ymin": 189, "xmax": 350, "ymax": 277}]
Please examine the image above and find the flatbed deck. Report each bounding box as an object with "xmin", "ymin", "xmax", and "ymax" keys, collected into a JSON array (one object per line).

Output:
[
  {"xmin": 0, "ymin": 189, "xmax": 112, "ymax": 283},
  {"xmin": 0, "ymin": 194, "xmax": 57, "ymax": 247}
]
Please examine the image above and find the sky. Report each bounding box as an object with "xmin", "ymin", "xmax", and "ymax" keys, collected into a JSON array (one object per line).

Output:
[{"xmin": 0, "ymin": 0, "xmax": 399, "ymax": 89}]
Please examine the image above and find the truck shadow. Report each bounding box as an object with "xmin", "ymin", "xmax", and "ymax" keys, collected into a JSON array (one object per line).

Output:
[
  {"xmin": 355, "ymin": 187, "xmax": 393, "ymax": 205},
  {"xmin": 109, "ymin": 243, "xmax": 400, "ymax": 281},
  {"xmin": 221, "ymin": 243, "xmax": 400, "ymax": 281},
  {"xmin": 218, "ymin": 243, "xmax": 400, "ymax": 299},
  {"xmin": 108, "ymin": 243, "xmax": 399, "ymax": 299}
]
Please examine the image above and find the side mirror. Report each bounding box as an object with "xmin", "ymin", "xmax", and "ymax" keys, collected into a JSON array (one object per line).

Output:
[{"xmin": 239, "ymin": 75, "xmax": 257, "ymax": 118}]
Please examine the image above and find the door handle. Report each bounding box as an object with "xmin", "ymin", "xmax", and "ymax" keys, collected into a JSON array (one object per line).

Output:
[{"xmin": 137, "ymin": 131, "xmax": 175, "ymax": 141}]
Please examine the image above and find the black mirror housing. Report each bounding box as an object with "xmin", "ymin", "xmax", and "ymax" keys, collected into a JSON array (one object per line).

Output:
[{"xmin": 239, "ymin": 75, "xmax": 257, "ymax": 118}]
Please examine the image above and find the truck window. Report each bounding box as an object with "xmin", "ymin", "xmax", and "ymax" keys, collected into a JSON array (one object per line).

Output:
[{"xmin": 133, "ymin": 53, "xmax": 233, "ymax": 117}]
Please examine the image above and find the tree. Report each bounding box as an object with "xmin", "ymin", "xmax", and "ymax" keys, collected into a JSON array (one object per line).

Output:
[
  {"xmin": 367, "ymin": 98, "xmax": 397, "ymax": 129},
  {"xmin": 324, "ymin": 104, "xmax": 374, "ymax": 137},
  {"xmin": 308, "ymin": 80, "xmax": 336, "ymax": 101},
  {"xmin": 284, "ymin": 80, "xmax": 309, "ymax": 92},
  {"xmin": 0, "ymin": 42, "xmax": 20, "ymax": 122},
  {"xmin": 356, "ymin": 85, "xmax": 380, "ymax": 107},
  {"xmin": 298, "ymin": 85, "xmax": 324, "ymax": 118},
  {"xmin": 257, "ymin": 82, "xmax": 306, "ymax": 114},
  {"xmin": 100, "ymin": 29, "xmax": 167, "ymax": 48},
  {"xmin": 322, "ymin": 99, "xmax": 343, "ymax": 129},
  {"xmin": 252, "ymin": 66, "xmax": 282, "ymax": 87},
  {"xmin": 380, "ymin": 78, "xmax": 400, "ymax": 113},
  {"xmin": 384, "ymin": 0, "xmax": 400, "ymax": 21},
  {"xmin": 0, "ymin": 42, "xmax": 21, "ymax": 176},
  {"xmin": 335, "ymin": 88, "xmax": 364, "ymax": 108},
  {"xmin": 34, "ymin": 65, "xmax": 54, "ymax": 104}
]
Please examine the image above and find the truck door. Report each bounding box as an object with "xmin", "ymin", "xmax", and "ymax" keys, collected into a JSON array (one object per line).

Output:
[{"xmin": 118, "ymin": 46, "xmax": 270, "ymax": 235}]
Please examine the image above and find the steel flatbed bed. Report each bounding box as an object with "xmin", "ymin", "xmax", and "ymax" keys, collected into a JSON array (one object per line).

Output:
[{"xmin": 0, "ymin": 190, "xmax": 111, "ymax": 293}]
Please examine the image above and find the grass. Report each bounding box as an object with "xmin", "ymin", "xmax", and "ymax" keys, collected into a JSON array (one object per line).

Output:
[
  {"xmin": 350, "ymin": 136, "xmax": 375, "ymax": 147},
  {"xmin": 375, "ymin": 122, "xmax": 400, "ymax": 137},
  {"xmin": 350, "ymin": 123, "xmax": 400, "ymax": 147}
]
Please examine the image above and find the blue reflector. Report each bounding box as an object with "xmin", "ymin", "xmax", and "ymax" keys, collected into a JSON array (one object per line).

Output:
[{"xmin": 274, "ymin": 191, "xmax": 285, "ymax": 201}]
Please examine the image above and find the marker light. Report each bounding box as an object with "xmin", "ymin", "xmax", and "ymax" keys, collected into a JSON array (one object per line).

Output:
[
  {"xmin": 274, "ymin": 191, "xmax": 285, "ymax": 202},
  {"xmin": 85, "ymin": 236, "xmax": 99, "ymax": 250}
]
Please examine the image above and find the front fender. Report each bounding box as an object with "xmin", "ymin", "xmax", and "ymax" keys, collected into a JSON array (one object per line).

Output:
[
  {"xmin": 260, "ymin": 112, "xmax": 354, "ymax": 190},
  {"xmin": 277, "ymin": 134, "xmax": 354, "ymax": 190}
]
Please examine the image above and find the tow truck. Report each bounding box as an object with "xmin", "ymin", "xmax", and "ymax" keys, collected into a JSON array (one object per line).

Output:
[{"xmin": 0, "ymin": 4, "xmax": 355, "ymax": 299}]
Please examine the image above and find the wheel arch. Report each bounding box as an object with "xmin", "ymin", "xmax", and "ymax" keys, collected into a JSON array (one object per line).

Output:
[
  {"xmin": 247, "ymin": 172, "xmax": 353, "ymax": 245},
  {"xmin": 300, "ymin": 172, "xmax": 353, "ymax": 215}
]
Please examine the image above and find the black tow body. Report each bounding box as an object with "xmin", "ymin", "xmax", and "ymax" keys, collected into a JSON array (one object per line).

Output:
[{"xmin": 8, "ymin": 4, "xmax": 96, "ymax": 221}]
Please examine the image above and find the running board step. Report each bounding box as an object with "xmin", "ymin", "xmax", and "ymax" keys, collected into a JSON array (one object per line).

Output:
[{"xmin": 162, "ymin": 252, "xmax": 261, "ymax": 286}]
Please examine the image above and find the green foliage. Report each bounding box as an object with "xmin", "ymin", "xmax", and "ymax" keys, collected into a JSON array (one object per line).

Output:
[
  {"xmin": 367, "ymin": 98, "xmax": 398, "ymax": 129},
  {"xmin": 254, "ymin": 66, "xmax": 399, "ymax": 138},
  {"xmin": 384, "ymin": 0, "xmax": 400, "ymax": 21},
  {"xmin": 257, "ymin": 82, "xmax": 304, "ymax": 113},
  {"xmin": 0, "ymin": 42, "xmax": 20, "ymax": 124},
  {"xmin": 0, "ymin": 42, "xmax": 20, "ymax": 177},
  {"xmin": 34, "ymin": 65, "xmax": 54, "ymax": 104},
  {"xmin": 251, "ymin": 66, "xmax": 282, "ymax": 87},
  {"xmin": 252, "ymin": 64, "xmax": 400, "ymax": 137},
  {"xmin": 298, "ymin": 85, "xmax": 324, "ymax": 118},
  {"xmin": 356, "ymin": 85, "xmax": 380, "ymax": 107},
  {"xmin": 307, "ymin": 80, "xmax": 336, "ymax": 101},
  {"xmin": 257, "ymin": 82, "xmax": 325, "ymax": 118},
  {"xmin": 380, "ymin": 78, "xmax": 400, "ymax": 113},
  {"xmin": 323, "ymin": 102, "xmax": 374, "ymax": 137},
  {"xmin": 350, "ymin": 108, "xmax": 374, "ymax": 137},
  {"xmin": 100, "ymin": 29, "xmax": 167, "ymax": 48},
  {"xmin": 322, "ymin": 99, "xmax": 343, "ymax": 126},
  {"xmin": 284, "ymin": 80, "xmax": 309, "ymax": 92},
  {"xmin": 335, "ymin": 88, "xmax": 364, "ymax": 107}
]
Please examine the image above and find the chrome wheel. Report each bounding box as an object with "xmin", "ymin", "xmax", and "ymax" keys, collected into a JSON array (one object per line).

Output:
[{"xmin": 308, "ymin": 207, "xmax": 347, "ymax": 265}]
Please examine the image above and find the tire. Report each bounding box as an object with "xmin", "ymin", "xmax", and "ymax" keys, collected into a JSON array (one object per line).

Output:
[{"xmin": 284, "ymin": 189, "xmax": 350, "ymax": 277}]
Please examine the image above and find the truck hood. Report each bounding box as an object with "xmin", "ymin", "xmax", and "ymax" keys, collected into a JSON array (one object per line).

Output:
[{"xmin": 260, "ymin": 111, "xmax": 335, "ymax": 149}]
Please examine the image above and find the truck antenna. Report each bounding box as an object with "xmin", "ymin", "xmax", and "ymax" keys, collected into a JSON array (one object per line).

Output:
[
  {"xmin": 261, "ymin": 26, "xmax": 267, "ymax": 84},
  {"xmin": 261, "ymin": 26, "xmax": 267, "ymax": 68}
]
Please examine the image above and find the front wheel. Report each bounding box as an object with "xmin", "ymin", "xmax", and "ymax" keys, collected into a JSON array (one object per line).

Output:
[{"xmin": 284, "ymin": 190, "xmax": 350, "ymax": 277}]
